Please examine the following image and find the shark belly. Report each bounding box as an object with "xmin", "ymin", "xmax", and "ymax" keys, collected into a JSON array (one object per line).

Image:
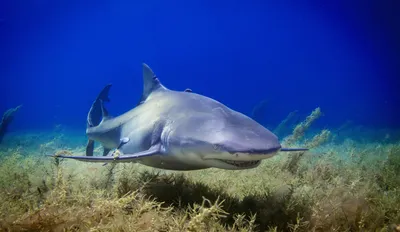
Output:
[
  {"xmin": 138, "ymin": 155, "xmax": 209, "ymax": 171},
  {"xmin": 138, "ymin": 145, "xmax": 210, "ymax": 170}
]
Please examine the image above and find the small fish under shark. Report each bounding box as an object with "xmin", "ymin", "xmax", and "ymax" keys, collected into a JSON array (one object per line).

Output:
[{"xmin": 50, "ymin": 63, "xmax": 308, "ymax": 170}]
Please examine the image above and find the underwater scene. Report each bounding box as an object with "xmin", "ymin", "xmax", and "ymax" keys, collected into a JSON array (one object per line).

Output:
[{"xmin": 1, "ymin": 1, "xmax": 399, "ymax": 231}]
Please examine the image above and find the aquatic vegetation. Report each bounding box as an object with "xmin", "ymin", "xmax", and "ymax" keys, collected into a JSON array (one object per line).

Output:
[
  {"xmin": 305, "ymin": 129, "xmax": 332, "ymax": 149},
  {"xmin": 0, "ymin": 111, "xmax": 399, "ymax": 231},
  {"xmin": 284, "ymin": 107, "xmax": 322, "ymax": 146}
]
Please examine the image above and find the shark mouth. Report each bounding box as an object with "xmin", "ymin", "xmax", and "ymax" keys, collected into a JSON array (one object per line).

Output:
[{"xmin": 218, "ymin": 159, "xmax": 261, "ymax": 168}]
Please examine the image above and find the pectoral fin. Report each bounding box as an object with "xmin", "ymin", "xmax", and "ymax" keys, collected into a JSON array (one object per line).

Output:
[
  {"xmin": 50, "ymin": 145, "xmax": 161, "ymax": 163},
  {"xmin": 280, "ymin": 148, "xmax": 309, "ymax": 152}
]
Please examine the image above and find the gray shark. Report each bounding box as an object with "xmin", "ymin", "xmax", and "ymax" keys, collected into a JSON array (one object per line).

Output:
[{"xmin": 51, "ymin": 63, "xmax": 307, "ymax": 170}]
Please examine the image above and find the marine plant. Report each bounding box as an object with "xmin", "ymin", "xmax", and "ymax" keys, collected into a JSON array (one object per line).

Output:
[{"xmin": 0, "ymin": 108, "xmax": 399, "ymax": 231}]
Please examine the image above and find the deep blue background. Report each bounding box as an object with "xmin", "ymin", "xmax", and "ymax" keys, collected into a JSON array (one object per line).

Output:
[{"xmin": 1, "ymin": 0, "xmax": 399, "ymax": 132}]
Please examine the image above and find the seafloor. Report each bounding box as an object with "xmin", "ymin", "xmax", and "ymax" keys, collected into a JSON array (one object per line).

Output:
[{"xmin": 0, "ymin": 121, "xmax": 399, "ymax": 231}]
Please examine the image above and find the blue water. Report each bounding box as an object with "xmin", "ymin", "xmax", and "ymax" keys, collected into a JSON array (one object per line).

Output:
[{"xmin": 1, "ymin": 0, "xmax": 399, "ymax": 134}]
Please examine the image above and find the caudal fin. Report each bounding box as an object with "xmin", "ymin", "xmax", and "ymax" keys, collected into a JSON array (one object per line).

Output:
[
  {"xmin": 86, "ymin": 140, "xmax": 95, "ymax": 156},
  {"xmin": 87, "ymin": 84, "xmax": 112, "ymax": 128},
  {"xmin": 85, "ymin": 84, "xmax": 112, "ymax": 156}
]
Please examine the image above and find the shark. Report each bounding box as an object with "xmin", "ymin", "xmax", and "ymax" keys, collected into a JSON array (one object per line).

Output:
[{"xmin": 51, "ymin": 63, "xmax": 308, "ymax": 170}]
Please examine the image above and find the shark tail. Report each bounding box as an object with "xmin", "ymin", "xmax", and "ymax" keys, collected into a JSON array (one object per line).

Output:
[
  {"xmin": 87, "ymin": 84, "xmax": 112, "ymax": 128},
  {"xmin": 85, "ymin": 84, "xmax": 112, "ymax": 156}
]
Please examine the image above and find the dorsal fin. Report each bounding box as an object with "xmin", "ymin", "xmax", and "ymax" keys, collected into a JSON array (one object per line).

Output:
[{"xmin": 140, "ymin": 63, "xmax": 166, "ymax": 103}]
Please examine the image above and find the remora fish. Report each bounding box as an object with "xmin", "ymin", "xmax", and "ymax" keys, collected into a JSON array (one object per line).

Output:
[{"xmin": 51, "ymin": 63, "xmax": 307, "ymax": 170}]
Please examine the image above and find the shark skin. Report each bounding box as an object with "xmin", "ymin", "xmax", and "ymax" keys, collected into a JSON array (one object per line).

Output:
[{"xmin": 50, "ymin": 63, "xmax": 308, "ymax": 170}]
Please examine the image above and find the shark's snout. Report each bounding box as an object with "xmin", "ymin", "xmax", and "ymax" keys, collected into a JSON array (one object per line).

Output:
[
  {"xmin": 223, "ymin": 141, "xmax": 281, "ymax": 155},
  {"xmin": 219, "ymin": 125, "xmax": 281, "ymax": 155},
  {"xmin": 201, "ymin": 126, "xmax": 282, "ymax": 164}
]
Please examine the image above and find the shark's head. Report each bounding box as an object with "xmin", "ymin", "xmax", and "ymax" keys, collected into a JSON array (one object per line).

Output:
[{"xmin": 165, "ymin": 107, "xmax": 282, "ymax": 170}]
